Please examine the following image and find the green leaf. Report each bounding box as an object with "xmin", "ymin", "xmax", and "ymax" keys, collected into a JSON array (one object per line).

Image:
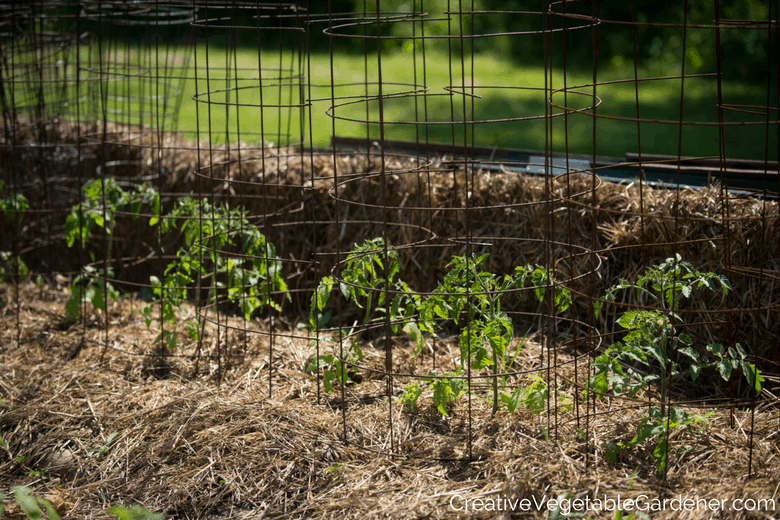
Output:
[
  {"xmin": 65, "ymin": 286, "xmax": 83, "ymax": 321},
  {"xmin": 12, "ymin": 486, "xmax": 42, "ymax": 520},
  {"xmin": 525, "ymin": 385, "xmax": 546, "ymax": 414},
  {"xmin": 587, "ymin": 369, "xmax": 609, "ymax": 401},
  {"xmin": 240, "ymin": 296, "xmax": 261, "ymax": 322},
  {"xmin": 323, "ymin": 370, "xmax": 338, "ymax": 394},
  {"xmin": 403, "ymin": 321, "xmax": 425, "ymax": 357},
  {"xmin": 471, "ymin": 346, "xmax": 493, "ymax": 370},
  {"xmin": 689, "ymin": 363, "xmax": 701, "ymax": 381},
  {"xmin": 617, "ymin": 310, "xmax": 641, "ymax": 329},
  {"xmin": 317, "ymin": 276, "xmax": 334, "ymax": 311},
  {"xmin": 608, "ymin": 374, "xmax": 630, "ymax": 395},
  {"xmin": 1, "ymin": 192, "xmax": 29, "ymax": 222},
  {"xmin": 149, "ymin": 191, "xmax": 161, "ymax": 226},
  {"xmin": 106, "ymin": 505, "xmax": 165, "ymax": 520},
  {"xmin": 742, "ymin": 363, "xmax": 764, "ymax": 396},
  {"xmin": 339, "ymin": 281, "xmax": 351, "ymax": 300},
  {"xmin": 652, "ymin": 436, "xmax": 668, "ymax": 474},
  {"xmin": 399, "ymin": 382, "xmax": 424, "ymax": 412},
  {"xmin": 432, "ymin": 301, "xmax": 449, "ymax": 320},
  {"xmin": 593, "ymin": 298, "xmax": 604, "ymax": 318},
  {"xmin": 554, "ymin": 285, "xmax": 572, "ymax": 313},
  {"xmin": 161, "ymin": 330, "xmax": 178, "ymax": 350},
  {"xmin": 630, "ymin": 418, "xmax": 657, "ymax": 447},
  {"xmin": 500, "ymin": 387, "xmax": 524, "ymax": 414},
  {"xmin": 388, "ymin": 252, "xmax": 399, "ymax": 283},
  {"xmin": 716, "ymin": 360, "xmax": 732, "ymax": 381},
  {"xmin": 431, "ymin": 379, "xmax": 454, "ymax": 416},
  {"xmin": 348, "ymin": 341, "xmax": 364, "ymax": 362},
  {"xmin": 91, "ymin": 285, "xmax": 106, "ymax": 311},
  {"xmin": 604, "ymin": 442, "xmax": 620, "ymax": 464},
  {"xmin": 186, "ymin": 319, "xmax": 200, "ymax": 342},
  {"xmin": 677, "ymin": 346, "xmax": 699, "ymax": 362},
  {"xmin": 717, "ymin": 274, "xmax": 731, "ymax": 299},
  {"xmin": 474, "ymin": 253, "xmax": 489, "ymax": 267},
  {"xmin": 39, "ymin": 499, "xmax": 61, "ymax": 520},
  {"xmin": 531, "ymin": 267, "xmax": 547, "ymax": 303},
  {"xmin": 449, "ymin": 375, "xmax": 466, "ymax": 400},
  {"xmin": 305, "ymin": 356, "xmax": 319, "ymax": 373}
]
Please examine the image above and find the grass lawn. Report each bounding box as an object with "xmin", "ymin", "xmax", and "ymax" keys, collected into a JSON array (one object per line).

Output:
[
  {"xmin": 20, "ymin": 43, "xmax": 774, "ymax": 161},
  {"xmin": 179, "ymin": 46, "xmax": 774, "ymax": 160}
]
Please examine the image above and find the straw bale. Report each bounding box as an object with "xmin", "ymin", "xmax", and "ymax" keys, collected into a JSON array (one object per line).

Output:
[
  {"xmin": 2, "ymin": 120, "xmax": 778, "ymax": 361},
  {"xmin": 2, "ymin": 120, "xmax": 778, "ymax": 365}
]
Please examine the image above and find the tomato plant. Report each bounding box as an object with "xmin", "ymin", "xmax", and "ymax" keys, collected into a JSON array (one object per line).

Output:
[
  {"xmin": 393, "ymin": 253, "xmax": 571, "ymax": 416},
  {"xmin": 144, "ymin": 195, "xmax": 288, "ymax": 348},
  {"xmin": 63, "ymin": 178, "xmax": 159, "ymax": 323},
  {"xmin": 309, "ymin": 239, "xmax": 573, "ymax": 416},
  {"xmin": 591, "ymin": 255, "xmax": 764, "ymax": 475}
]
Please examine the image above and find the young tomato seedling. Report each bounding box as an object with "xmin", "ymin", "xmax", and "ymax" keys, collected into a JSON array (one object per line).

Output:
[
  {"xmin": 307, "ymin": 237, "xmax": 396, "ymax": 391},
  {"xmin": 144, "ymin": 195, "xmax": 288, "ymax": 349},
  {"xmin": 394, "ymin": 253, "xmax": 571, "ymax": 416},
  {"xmin": 63, "ymin": 177, "xmax": 159, "ymax": 323},
  {"xmin": 591, "ymin": 254, "xmax": 764, "ymax": 475}
]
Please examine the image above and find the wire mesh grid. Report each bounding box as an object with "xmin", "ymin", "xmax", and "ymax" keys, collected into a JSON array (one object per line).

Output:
[{"xmin": 0, "ymin": 0, "xmax": 778, "ymax": 494}]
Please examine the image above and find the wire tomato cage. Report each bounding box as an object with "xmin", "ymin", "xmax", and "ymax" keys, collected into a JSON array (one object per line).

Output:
[{"xmin": 0, "ymin": 1, "xmax": 777, "ymax": 478}]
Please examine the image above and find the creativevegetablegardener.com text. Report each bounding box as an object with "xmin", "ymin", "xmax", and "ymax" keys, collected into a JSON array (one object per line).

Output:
[{"xmin": 449, "ymin": 494, "xmax": 776, "ymax": 514}]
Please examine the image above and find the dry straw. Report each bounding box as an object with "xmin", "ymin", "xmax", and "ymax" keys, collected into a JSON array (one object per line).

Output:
[
  {"xmin": 1, "ymin": 124, "xmax": 779, "ymax": 518},
  {"xmin": 1, "ymin": 282, "xmax": 778, "ymax": 519}
]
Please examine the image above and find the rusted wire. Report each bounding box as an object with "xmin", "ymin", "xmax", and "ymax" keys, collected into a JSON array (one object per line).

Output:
[{"xmin": 0, "ymin": 1, "xmax": 777, "ymax": 473}]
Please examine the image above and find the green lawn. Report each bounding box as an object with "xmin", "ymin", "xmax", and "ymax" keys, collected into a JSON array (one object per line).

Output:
[
  {"xmin": 18, "ymin": 43, "xmax": 773, "ymax": 160},
  {"xmin": 182, "ymin": 46, "xmax": 775, "ymax": 160}
]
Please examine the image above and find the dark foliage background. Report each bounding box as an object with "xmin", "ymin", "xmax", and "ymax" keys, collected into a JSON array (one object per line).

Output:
[{"xmin": 53, "ymin": 1, "xmax": 770, "ymax": 83}]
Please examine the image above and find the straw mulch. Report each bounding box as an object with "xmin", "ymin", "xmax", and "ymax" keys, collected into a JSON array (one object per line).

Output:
[
  {"xmin": 2, "ymin": 121, "xmax": 779, "ymax": 518},
  {"xmin": 1, "ymin": 281, "xmax": 779, "ymax": 519}
]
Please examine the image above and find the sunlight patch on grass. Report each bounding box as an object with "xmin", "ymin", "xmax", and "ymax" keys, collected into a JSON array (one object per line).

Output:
[{"xmin": 42, "ymin": 45, "xmax": 770, "ymax": 159}]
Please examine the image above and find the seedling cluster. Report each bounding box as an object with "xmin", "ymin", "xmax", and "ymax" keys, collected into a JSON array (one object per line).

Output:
[
  {"xmin": 2, "ymin": 176, "xmax": 766, "ymax": 479},
  {"xmin": 63, "ymin": 177, "xmax": 287, "ymax": 349},
  {"xmin": 309, "ymin": 237, "xmax": 573, "ymax": 417},
  {"xmin": 308, "ymin": 240, "xmax": 763, "ymax": 476}
]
